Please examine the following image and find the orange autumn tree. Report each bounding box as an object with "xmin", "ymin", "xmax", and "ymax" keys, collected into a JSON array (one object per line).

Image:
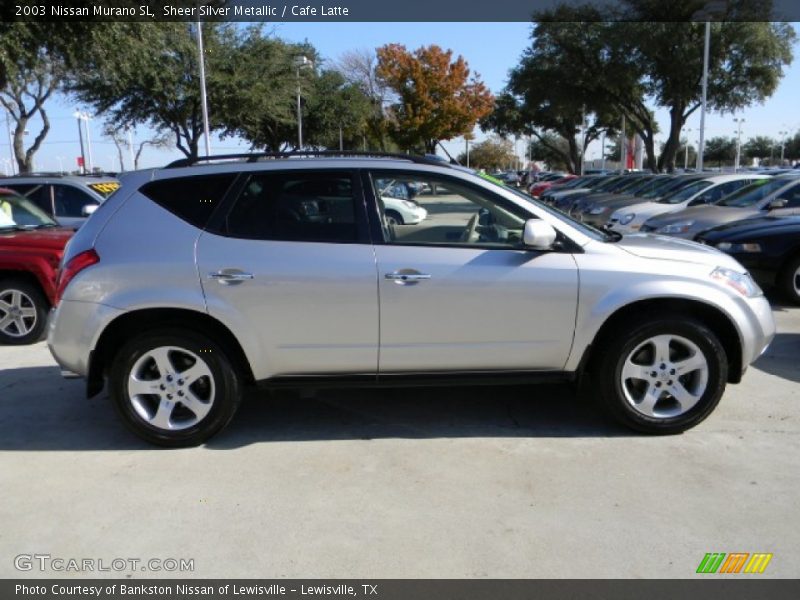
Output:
[{"xmin": 376, "ymin": 44, "xmax": 494, "ymax": 154}]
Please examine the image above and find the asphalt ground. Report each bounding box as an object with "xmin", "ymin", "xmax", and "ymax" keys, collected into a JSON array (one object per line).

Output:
[{"xmin": 0, "ymin": 296, "xmax": 798, "ymax": 578}]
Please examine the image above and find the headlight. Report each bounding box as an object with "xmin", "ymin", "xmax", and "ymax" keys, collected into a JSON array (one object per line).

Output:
[
  {"xmin": 710, "ymin": 267, "xmax": 762, "ymax": 298},
  {"xmin": 657, "ymin": 220, "xmax": 694, "ymax": 234},
  {"xmin": 716, "ymin": 242, "xmax": 762, "ymax": 253},
  {"xmin": 589, "ymin": 206, "xmax": 608, "ymax": 215},
  {"xmin": 619, "ymin": 213, "xmax": 635, "ymax": 225}
]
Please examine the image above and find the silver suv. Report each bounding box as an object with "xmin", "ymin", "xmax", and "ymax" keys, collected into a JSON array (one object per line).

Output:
[{"xmin": 47, "ymin": 154, "xmax": 775, "ymax": 446}]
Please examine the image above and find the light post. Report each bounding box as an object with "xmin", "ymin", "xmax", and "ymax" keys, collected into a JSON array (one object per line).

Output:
[
  {"xmin": 72, "ymin": 110, "xmax": 87, "ymax": 174},
  {"xmin": 600, "ymin": 129, "xmax": 606, "ymax": 171},
  {"xmin": 779, "ymin": 130, "xmax": 788, "ymax": 164},
  {"xmin": 733, "ymin": 118, "xmax": 745, "ymax": 172},
  {"xmin": 295, "ymin": 55, "xmax": 313, "ymax": 150},
  {"xmin": 195, "ymin": 21, "xmax": 211, "ymax": 157},
  {"xmin": 683, "ymin": 128, "xmax": 692, "ymax": 170},
  {"xmin": 697, "ymin": 21, "xmax": 711, "ymax": 171},
  {"xmin": 4, "ymin": 109, "xmax": 14, "ymax": 175}
]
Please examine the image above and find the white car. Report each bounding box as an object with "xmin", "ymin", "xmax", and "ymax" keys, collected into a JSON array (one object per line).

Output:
[
  {"xmin": 382, "ymin": 195, "xmax": 428, "ymax": 225},
  {"xmin": 607, "ymin": 174, "xmax": 768, "ymax": 234}
]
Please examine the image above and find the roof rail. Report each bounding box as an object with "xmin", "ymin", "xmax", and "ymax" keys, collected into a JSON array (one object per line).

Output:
[{"xmin": 164, "ymin": 151, "xmax": 455, "ymax": 169}]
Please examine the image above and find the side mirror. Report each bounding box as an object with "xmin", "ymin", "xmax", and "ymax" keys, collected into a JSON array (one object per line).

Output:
[
  {"xmin": 523, "ymin": 219, "xmax": 557, "ymax": 250},
  {"xmin": 82, "ymin": 204, "xmax": 98, "ymax": 217},
  {"xmin": 768, "ymin": 198, "xmax": 788, "ymax": 210}
]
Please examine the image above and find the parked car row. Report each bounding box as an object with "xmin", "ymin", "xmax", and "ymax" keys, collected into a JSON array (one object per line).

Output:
[
  {"xmin": 0, "ymin": 173, "xmax": 120, "ymax": 344},
  {"xmin": 538, "ymin": 170, "xmax": 800, "ymax": 303}
]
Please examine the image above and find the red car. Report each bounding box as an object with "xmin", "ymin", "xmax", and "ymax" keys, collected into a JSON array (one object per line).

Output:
[
  {"xmin": 529, "ymin": 174, "xmax": 577, "ymax": 197},
  {"xmin": 0, "ymin": 187, "xmax": 74, "ymax": 344}
]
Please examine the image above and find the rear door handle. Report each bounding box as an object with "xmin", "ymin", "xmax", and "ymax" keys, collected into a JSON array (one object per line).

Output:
[
  {"xmin": 385, "ymin": 270, "xmax": 431, "ymax": 285},
  {"xmin": 208, "ymin": 269, "xmax": 254, "ymax": 285}
]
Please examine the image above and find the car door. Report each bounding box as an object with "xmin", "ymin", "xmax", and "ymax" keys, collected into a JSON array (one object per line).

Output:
[
  {"xmin": 366, "ymin": 170, "xmax": 579, "ymax": 373},
  {"xmin": 765, "ymin": 181, "xmax": 800, "ymax": 216},
  {"xmin": 51, "ymin": 184, "xmax": 99, "ymax": 228},
  {"xmin": 196, "ymin": 169, "xmax": 379, "ymax": 379}
]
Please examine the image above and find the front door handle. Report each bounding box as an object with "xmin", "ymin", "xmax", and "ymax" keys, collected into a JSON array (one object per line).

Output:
[
  {"xmin": 208, "ymin": 269, "xmax": 254, "ymax": 285},
  {"xmin": 385, "ymin": 270, "xmax": 431, "ymax": 285}
]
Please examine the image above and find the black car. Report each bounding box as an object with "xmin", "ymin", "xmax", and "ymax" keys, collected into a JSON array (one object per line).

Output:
[{"xmin": 696, "ymin": 215, "xmax": 800, "ymax": 304}]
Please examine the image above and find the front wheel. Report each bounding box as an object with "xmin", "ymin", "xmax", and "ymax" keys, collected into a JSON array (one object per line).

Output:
[
  {"xmin": 594, "ymin": 316, "xmax": 728, "ymax": 434},
  {"xmin": 109, "ymin": 329, "xmax": 242, "ymax": 447}
]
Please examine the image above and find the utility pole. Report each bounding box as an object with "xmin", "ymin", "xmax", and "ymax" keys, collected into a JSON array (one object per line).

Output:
[
  {"xmin": 600, "ymin": 129, "xmax": 606, "ymax": 172},
  {"xmin": 733, "ymin": 118, "xmax": 745, "ymax": 172},
  {"xmin": 683, "ymin": 128, "xmax": 692, "ymax": 170},
  {"xmin": 779, "ymin": 130, "xmax": 788, "ymax": 164},
  {"xmin": 620, "ymin": 114, "xmax": 627, "ymax": 172},
  {"xmin": 73, "ymin": 111, "xmax": 87, "ymax": 174},
  {"xmin": 4, "ymin": 110, "xmax": 14, "ymax": 175},
  {"xmin": 196, "ymin": 21, "xmax": 211, "ymax": 157},
  {"xmin": 697, "ymin": 21, "xmax": 711, "ymax": 171}
]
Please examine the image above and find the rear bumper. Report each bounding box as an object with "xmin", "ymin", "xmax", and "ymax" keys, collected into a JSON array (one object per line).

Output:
[{"xmin": 47, "ymin": 300, "xmax": 124, "ymax": 378}]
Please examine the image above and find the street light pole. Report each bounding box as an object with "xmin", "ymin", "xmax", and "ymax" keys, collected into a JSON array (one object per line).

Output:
[
  {"xmin": 733, "ymin": 118, "xmax": 745, "ymax": 172},
  {"xmin": 83, "ymin": 114, "xmax": 94, "ymax": 172},
  {"xmin": 779, "ymin": 130, "xmax": 788, "ymax": 163},
  {"xmin": 683, "ymin": 128, "xmax": 692, "ymax": 170},
  {"xmin": 196, "ymin": 21, "xmax": 211, "ymax": 157},
  {"xmin": 73, "ymin": 111, "xmax": 86, "ymax": 174},
  {"xmin": 295, "ymin": 55, "xmax": 312, "ymax": 150},
  {"xmin": 4, "ymin": 109, "xmax": 14, "ymax": 175},
  {"xmin": 697, "ymin": 21, "xmax": 711, "ymax": 171}
]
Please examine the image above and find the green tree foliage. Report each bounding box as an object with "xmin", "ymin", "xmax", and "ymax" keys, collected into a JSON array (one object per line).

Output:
[
  {"xmin": 68, "ymin": 23, "xmax": 240, "ymax": 160},
  {"xmin": 703, "ymin": 136, "xmax": 737, "ymax": 167},
  {"xmin": 743, "ymin": 136, "xmax": 777, "ymax": 161},
  {"xmin": 523, "ymin": 1, "xmax": 795, "ymax": 173},
  {"xmin": 376, "ymin": 44, "xmax": 494, "ymax": 153},
  {"xmin": 455, "ymin": 136, "xmax": 516, "ymax": 171},
  {"xmin": 0, "ymin": 23, "xmax": 64, "ymax": 172}
]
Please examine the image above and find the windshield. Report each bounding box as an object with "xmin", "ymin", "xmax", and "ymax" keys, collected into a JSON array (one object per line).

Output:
[
  {"xmin": 640, "ymin": 176, "xmax": 695, "ymax": 199},
  {"xmin": 624, "ymin": 176, "xmax": 662, "ymax": 196},
  {"xmin": 0, "ymin": 191, "xmax": 58, "ymax": 229},
  {"xmin": 658, "ymin": 180, "xmax": 713, "ymax": 204},
  {"xmin": 716, "ymin": 178, "xmax": 790, "ymax": 207},
  {"xmin": 477, "ymin": 173, "xmax": 612, "ymax": 242}
]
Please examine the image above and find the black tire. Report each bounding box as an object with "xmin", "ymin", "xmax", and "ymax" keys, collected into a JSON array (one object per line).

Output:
[
  {"xmin": 593, "ymin": 315, "xmax": 728, "ymax": 434},
  {"xmin": 778, "ymin": 254, "xmax": 800, "ymax": 306},
  {"xmin": 0, "ymin": 278, "xmax": 49, "ymax": 345},
  {"xmin": 109, "ymin": 329, "xmax": 242, "ymax": 447},
  {"xmin": 385, "ymin": 210, "xmax": 404, "ymax": 226}
]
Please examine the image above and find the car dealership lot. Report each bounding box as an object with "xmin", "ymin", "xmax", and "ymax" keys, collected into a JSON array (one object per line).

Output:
[{"xmin": 0, "ymin": 301, "xmax": 798, "ymax": 579}]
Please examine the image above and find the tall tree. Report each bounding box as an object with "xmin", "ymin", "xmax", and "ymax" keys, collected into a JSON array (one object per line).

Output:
[
  {"xmin": 68, "ymin": 22, "xmax": 239, "ymax": 161},
  {"xmin": 455, "ymin": 136, "xmax": 516, "ymax": 171},
  {"xmin": 376, "ymin": 44, "xmax": 494, "ymax": 153},
  {"xmin": 703, "ymin": 136, "xmax": 737, "ymax": 167},
  {"xmin": 526, "ymin": 2, "xmax": 795, "ymax": 172},
  {"xmin": 743, "ymin": 136, "xmax": 777, "ymax": 162},
  {"xmin": 302, "ymin": 70, "xmax": 374, "ymax": 150},
  {"xmin": 0, "ymin": 24, "xmax": 63, "ymax": 172}
]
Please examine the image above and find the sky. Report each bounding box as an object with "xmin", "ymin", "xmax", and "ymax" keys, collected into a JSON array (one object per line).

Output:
[{"xmin": 3, "ymin": 21, "xmax": 800, "ymax": 175}]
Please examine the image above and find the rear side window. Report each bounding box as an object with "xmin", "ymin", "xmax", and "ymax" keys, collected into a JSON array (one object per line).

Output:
[
  {"xmin": 140, "ymin": 174, "xmax": 237, "ymax": 228},
  {"xmin": 223, "ymin": 171, "xmax": 359, "ymax": 243}
]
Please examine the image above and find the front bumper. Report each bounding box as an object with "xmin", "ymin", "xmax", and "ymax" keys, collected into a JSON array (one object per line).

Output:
[{"xmin": 739, "ymin": 294, "xmax": 776, "ymax": 370}]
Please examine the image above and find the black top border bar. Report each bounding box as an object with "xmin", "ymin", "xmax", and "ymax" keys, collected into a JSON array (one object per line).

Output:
[{"xmin": 4, "ymin": 0, "xmax": 799, "ymax": 22}]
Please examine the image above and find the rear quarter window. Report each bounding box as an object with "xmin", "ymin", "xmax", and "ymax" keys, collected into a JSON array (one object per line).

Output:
[{"xmin": 140, "ymin": 174, "xmax": 237, "ymax": 228}]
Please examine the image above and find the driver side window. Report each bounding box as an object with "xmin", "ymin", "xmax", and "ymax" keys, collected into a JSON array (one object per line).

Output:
[{"xmin": 369, "ymin": 172, "xmax": 529, "ymax": 249}]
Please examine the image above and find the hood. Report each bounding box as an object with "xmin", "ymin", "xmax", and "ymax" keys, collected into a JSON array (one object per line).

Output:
[
  {"xmin": 642, "ymin": 204, "xmax": 760, "ymax": 230},
  {"xmin": 698, "ymin": 215, "xmax": 800, "ymax": 242},
  {"xmin": 615, "ymin": 233, "xmax": 743, "ymax": 270},
  {"xmin": 0, "ymin": 227, "xmax": 74, "ymax": 251}
]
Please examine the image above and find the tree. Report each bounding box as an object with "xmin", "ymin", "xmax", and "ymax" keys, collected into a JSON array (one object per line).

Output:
[
  {"xmin": 0, "ymin": 24, "xmax": 63, "ymax": 172},
  {"xmin": 703, "ymin": 137, "xmax": 737, "ymax": 167},
  {"xmin": 68, "ymin": 23, "xmax": 240, "ymax": 161},
  {"xmin": 744, "ymin": 136, "xmax": 777, "ymax": 162},
  {"xmin": 528, "ymin": 134, "xmax": 572, "ymax": 172},
  {"xmin": 302, "ymin": 70, "xmax": 374, "ymax": 150},
  {"xmin": 526, "ymin": 2, "xmax": 795, "ymax": 172},
  {"xmin": 376, "ymin": 44, "xmax": 494, "ymax": 153},
  {"xmin": 455, "ymin": 136, "xmax": 516, "ymax": 171},
  {"xmin": 335, "ymin": 48, "xmax": 393, "ymax": 150}
]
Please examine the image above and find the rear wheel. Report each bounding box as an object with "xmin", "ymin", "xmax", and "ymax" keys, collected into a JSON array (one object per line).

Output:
[
  {"xmin": 778, "ymin": 255, "xmax": 800, "ymax": 305},
  {"xmin": 594, "ymin": 316, "xmax": 728, "ymax": 434},
  {"xmin": 109, "ymin": 329, "xmax": 242, "ymax": 447},
  {"xmin": 0, "ymin": 279, "xmax": 48, "ymax": 345}
]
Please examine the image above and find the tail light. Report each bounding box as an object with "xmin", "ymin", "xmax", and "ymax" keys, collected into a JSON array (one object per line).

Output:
[{"xmin": 54, "ymin": 249, "xmax": 99, "ymax": 306}]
